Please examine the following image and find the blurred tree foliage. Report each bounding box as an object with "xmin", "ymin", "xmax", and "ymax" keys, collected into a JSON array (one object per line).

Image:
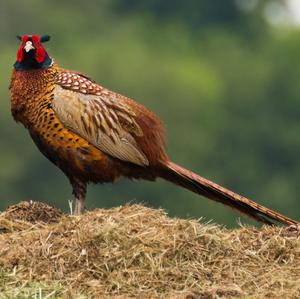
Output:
[{"xmin": 0, "ymin": 0, "xmax": 299, "ymax": 226}]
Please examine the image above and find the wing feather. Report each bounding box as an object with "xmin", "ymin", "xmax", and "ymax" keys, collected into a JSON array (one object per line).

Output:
[{"xmin": 52, "ymin": 84, "xmax": 149, "ymax": 166}]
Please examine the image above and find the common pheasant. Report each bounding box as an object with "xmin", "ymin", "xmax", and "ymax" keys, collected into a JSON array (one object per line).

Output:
[{"xmin": 9, "ymin": 34, "xmax": 298, "ymax": 225}]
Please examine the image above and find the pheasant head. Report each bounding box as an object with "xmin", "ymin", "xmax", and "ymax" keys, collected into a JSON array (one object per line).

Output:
[{"xmin": 14, "ymin": 34, "xmax": 52, "ymax": 71}]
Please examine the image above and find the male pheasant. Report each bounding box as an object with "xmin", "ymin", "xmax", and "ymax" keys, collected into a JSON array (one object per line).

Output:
[{"xmin": 9, "ymin": 34, "xmax": 298, "ymax": 225}]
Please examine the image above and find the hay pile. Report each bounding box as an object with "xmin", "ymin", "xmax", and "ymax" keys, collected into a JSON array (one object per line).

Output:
[{"xmin": 0, "ymin": 201, "xmax": 299, "ymax": 298}]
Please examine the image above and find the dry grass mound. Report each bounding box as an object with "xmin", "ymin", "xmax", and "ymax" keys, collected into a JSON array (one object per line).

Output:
[
  {"xmin": 0, "ymin": 201, "xmax": 299, "ymax": 298},
  {"xmin": 4, "ymin": 201, "xmax": 63, "ymax": 224}
]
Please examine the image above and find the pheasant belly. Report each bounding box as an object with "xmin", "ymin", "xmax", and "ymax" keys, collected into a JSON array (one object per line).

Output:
[{"xmin": 29, "ymin": 119, "xmax": 124, "ymax": 185}]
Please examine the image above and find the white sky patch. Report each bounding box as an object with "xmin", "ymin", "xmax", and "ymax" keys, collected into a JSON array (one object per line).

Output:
[
  {"xmin": 264, "ymin": 0, "xmax": 300, "ymax": 26},
  {"xmin": 286, "ymin": 0, "xmax": 300, "ymax": 25},
  {"xmin": 237, "ymin": 0, "xmax": 300, "ymax": 27}
]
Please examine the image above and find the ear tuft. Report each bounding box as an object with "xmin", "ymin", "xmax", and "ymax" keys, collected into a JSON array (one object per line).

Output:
[{"xmin": 40, "ymin": 35, "xmax": 51, "ymax": 43}]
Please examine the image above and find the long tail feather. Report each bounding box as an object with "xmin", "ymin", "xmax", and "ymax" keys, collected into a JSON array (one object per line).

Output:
[{"xmin": 160, "ymin": 161, "xmax": 298, "ymax": 226}]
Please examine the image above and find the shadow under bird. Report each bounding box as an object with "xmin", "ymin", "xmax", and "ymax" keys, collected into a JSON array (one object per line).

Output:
[{"xmin": 9, "ymin": 34, "xmax": 299, "ymax": 225}]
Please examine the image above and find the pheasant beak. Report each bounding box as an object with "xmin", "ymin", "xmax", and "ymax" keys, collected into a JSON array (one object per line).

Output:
[{"xmin": 24, "ymin": 41, "xmax": 34, "ymax": 52}]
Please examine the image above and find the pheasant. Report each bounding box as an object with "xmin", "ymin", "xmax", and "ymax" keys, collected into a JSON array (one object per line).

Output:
[{"xmin": 9, "ymin": 34, "xmax": 298, "ymax": 226}]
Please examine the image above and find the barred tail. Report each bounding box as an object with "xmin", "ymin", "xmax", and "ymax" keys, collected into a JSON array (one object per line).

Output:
[{"xmin": 160, "ymin": 161, "xmax": 298, "ymax": 226}]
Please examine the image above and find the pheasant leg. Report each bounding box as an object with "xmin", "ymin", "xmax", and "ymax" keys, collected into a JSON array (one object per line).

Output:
[
  {"xmin": 74, "ymin": 196, "xmax": 85, "ymax": 215},
  {"xmin": 71, "ymin": 179, "xmax": 87, "ymax": 215}
]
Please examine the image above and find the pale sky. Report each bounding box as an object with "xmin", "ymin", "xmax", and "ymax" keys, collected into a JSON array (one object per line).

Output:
[
  {"xmin": 263, "ymin": 0, "xmax": 300, "ymax": 26},
  {"xmin": 287, "ymin": 0, "xmax": 300, "ymax": 25}
]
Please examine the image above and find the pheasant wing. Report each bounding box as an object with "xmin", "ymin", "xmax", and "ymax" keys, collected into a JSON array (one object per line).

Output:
[{"xmin": 53, "ymin": 72, "xmax": 149, "ymax": 166}]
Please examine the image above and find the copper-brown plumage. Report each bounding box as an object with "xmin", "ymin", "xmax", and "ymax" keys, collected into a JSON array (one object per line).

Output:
[{"xmin": 9, "ymin": 34, "xmax": 299, "ymax": 225}]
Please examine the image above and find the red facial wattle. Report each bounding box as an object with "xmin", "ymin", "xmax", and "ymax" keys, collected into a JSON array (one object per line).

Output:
[
  {"xmin": 16, "ymin": 34, "xmax": 28, "ymax": 62},
  {"xmin": 16, "ymin": 34, "xmax": 46, "ymax": 64},
  {"xmin": 35, "ymin": 46, "xmax": 45, "ymax": 63},
  {"xmin": 16, "ymin": 46, "xmax": 23, "ymax": 63},
  {"xmin": 31, "ymin": 34, "xmax": 39, "ymax": 44},
  {"xmin": 21, "ymin": 34, "xmax": 28, "ymax": 43}
]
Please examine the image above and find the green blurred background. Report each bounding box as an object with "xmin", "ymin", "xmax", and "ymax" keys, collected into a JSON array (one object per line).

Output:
[{"xmin": 1, "ymin": 0, "xmax": 300, "ymax": 226}]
